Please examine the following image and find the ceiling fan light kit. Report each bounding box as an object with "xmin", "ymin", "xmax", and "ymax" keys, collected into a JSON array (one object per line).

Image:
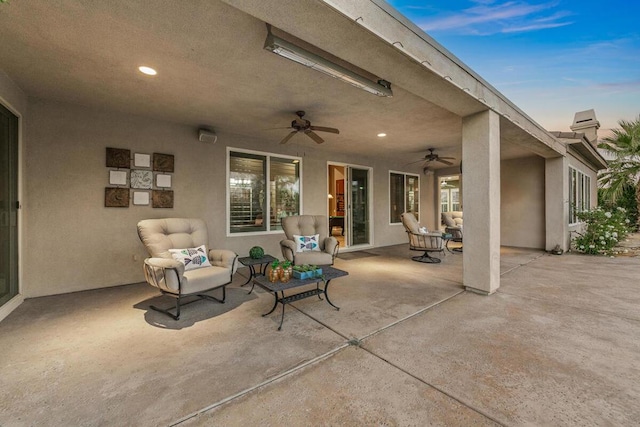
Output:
[{"xmin": 264, "ymin": 26, "xmax": 393, "ymax": 98}]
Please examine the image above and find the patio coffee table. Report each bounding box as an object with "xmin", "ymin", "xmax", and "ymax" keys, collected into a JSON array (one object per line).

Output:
[
  {"xmin": 238, "ymin": 254, "xmax": 277, "ymax": 288},
  {"xmin": 253, "ymin": 266, "xmax": 348, "ymax": 330}
]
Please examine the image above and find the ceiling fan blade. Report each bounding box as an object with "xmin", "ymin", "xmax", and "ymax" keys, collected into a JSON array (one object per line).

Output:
[
  {"xmin": 310, "ymin": 126, "xmax": 340, "ymax": 134},
  {"xmin": 305, "ymin": 130, "xmax": 324, "ymax": 144},
  {"xmin": 280, "ymin": 131, "xmax": 298, "ymax": 144},
  {"xmin": 405, "ymin": 158, "xmax": 427, "ymax": 166},
  {"xmin": 437, "ymin": 158, "xmax": 453, "ymax": 166},
  {"xmin": 439, "ymin": 156, "xmax": 455, "ymax": 160}
]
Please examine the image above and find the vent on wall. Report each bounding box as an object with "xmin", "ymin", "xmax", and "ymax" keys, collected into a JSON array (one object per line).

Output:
[{"xmin": 198, "ymin": 128, "xmax": 217, "ymax": 143}]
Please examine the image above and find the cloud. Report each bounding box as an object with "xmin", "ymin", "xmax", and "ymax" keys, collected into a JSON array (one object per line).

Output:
[
  {"xmin": 418, "ymin": 1, "xmax": 573, "ymax": 35},
  {"xmin": 501, "ymin": 20, "xmax": 572, "ymax": 33}
]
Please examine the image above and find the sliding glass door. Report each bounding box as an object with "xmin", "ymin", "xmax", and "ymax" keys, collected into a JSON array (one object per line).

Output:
[{"xmin": 0, "ymin": 103, "xmax": 19, "ymax": 308}]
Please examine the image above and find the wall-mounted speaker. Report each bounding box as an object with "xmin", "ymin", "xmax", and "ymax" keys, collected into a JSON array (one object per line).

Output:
[{"xmin": 198, "ymin": 128, "xmax": 217, "ymax": 143}]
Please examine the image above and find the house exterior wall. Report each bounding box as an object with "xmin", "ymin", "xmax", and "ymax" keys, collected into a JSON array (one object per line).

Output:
[
  {"xmin": 567, "ymin": 150, "xmax": 599, "ymax": 239},
  {"xmin": 21, "ymin": 98, "xmax": 420, "ymax": 297},
  {"xmin": 501, "ymin": 156, "xmax": 546, "ymax": 249}
]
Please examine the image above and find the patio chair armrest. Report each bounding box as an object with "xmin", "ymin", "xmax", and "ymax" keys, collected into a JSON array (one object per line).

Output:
[
  {"xmin": 423, "ymin": 231, "xmax": 442, "ymax": 237},
  {"xmin": 324, "ymin": 236, "xmax": 339, "ymax": 261},
  {"xmin": 409, "ymin": 232, "xmax": 443, "ymax": 249},
  {"xmin": 280, "ymin": 239, "xmax": 296, "ymax": 262},
  {"xmin": 143, "ymin": 257, "xmax": 184, "ymax": 291},
  {"xmin": 208, "ymin": 249, "xmax": 239, "ymax": 274}
]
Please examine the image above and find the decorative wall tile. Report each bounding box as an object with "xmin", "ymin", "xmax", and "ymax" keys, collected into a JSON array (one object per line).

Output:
[
  {"xmin": 152, "ymin": 190, "xmax": 173, "ymax": 208},
  {"xmin": 134, "ymin": 153, "xmax": 151, "ymax": 168},
  {"xmin": 130, "ymin": 169, "xmax": 153, "ymax": 189},
  {"xmin": 153, "ymin": 153, "xmax": 174, "ymax": 172},
  {"xmin": 155, "ymin": 174, "xmax": 172, "ymax": 188},
  {"xmin": 132, "ymin": 191, "xmax": 150, "ymax": 206},
  {"xmin": 105, "ymin": 187, "xmax": 129, "ymax": 207},
  {"xmin": 106, "ymin": 147, "xmax": 131, "ymax": 168}
]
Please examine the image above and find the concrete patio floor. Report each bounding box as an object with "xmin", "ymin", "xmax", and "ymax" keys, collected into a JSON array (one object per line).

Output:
[{"xmin": 1, "ymin": 244, "xmax": 639, "ymax": 426}]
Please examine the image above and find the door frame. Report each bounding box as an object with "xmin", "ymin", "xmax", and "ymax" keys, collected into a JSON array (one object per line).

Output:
[
  {"xmin": 0, "ymin": 96, "xmax": 24, "ymax": 323},
  {"xmin": 327, "ymin": 161, "xmax": 374, "ymax": 251}
]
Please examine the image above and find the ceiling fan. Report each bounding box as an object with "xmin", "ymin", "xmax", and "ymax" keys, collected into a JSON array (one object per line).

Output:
[
  {"xmin": 411, "ymin": 148, "xmax": 455, "ymax": 165},
  {"xmin": 279, "ymin": 111, "xmax": 340, "ymax": 144}
]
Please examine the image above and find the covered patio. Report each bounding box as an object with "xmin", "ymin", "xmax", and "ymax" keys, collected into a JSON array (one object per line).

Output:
[
  {"xmin": 2, "ymin": 246, "xmax": 639, "ymax": 425},
  {"xmin": 0, "ymin": 0, "xmax": 570, "ymax": 314}
]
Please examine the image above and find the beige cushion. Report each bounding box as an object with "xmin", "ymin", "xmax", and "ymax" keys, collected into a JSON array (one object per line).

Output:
[
  {"xmin": 138, "ymin": 218, "xmax": 208, "ymax": 259},
  {"xmin": 442, "ymin": 211, "xmax": 463, "ymax": 228},
  {"xmin": 293, "ymin": 251, "xmax": 334, "ymax": 266},
  {"xmin": 161, "ymin": 265, "xmax": 232, "ymax": 294}
]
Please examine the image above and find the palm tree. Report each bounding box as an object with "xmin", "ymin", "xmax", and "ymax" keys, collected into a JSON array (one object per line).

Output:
[{"xmin": 598, "ymin": 115, "xmax": 640, "ymax": 228}]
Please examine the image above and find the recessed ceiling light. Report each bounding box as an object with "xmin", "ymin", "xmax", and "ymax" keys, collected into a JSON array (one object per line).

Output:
[
  {"xmin": 138, "ymin": 66, "xmax": 157, "ymax": 76},
  {"xmin": 377, "ymin": 133, "xmax": 387, "ymax": 137}
]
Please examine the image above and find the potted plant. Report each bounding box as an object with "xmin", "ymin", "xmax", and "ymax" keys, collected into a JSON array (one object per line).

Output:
[
  {"xmin": 268, "ymin": 260, "xmax": 281, "ymax": 283},
  {"xmin": 280, "ymin": 260, "xmax": 293, "ymax": 283},
  {"xmin": 292, "ymin": 264, "xmax": 322, "ymax": 280}
]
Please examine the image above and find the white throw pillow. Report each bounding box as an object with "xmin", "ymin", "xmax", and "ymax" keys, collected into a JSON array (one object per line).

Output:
[
  {"xmin": 419, "ymin": 226, "xmax": 429, "ymax": 234},
  {"xmin": 293, "ymin": 234, "xmax": 321, "ymax": 252},
  {"xmin": 168, "ymin": 245, "xmax": 212, "ymax": 271}
]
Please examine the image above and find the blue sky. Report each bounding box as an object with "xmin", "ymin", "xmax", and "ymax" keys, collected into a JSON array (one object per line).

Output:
[{"xmin": 386, "ymin": 0, "xmax": 640, "ymax": 135}]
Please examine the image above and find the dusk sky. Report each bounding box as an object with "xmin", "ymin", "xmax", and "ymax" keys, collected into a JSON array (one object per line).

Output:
[{"xmin": 386, "ymin": 0, "xmax": 640, "ymax": 136}]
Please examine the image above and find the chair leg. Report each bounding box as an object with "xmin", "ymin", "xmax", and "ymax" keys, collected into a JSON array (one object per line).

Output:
[
  {"xmin": 198, "ymin": 286, "xmax": 226, "ymax": 304},
  {"xmin": 150, "ymin": 295, "xmax": 181, "ymax": 320},
  {"xmin": 411, "ymin": 251, "xmax": 442, "ymax": 264}
]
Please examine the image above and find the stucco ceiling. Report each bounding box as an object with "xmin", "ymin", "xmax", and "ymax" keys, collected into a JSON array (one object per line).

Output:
[{"xmin": 0, "ymin": 0, "xmax": 537, "ymax": 167}]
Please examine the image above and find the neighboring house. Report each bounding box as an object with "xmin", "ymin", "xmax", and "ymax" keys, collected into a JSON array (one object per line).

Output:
[{"xmin": 0, "ymin": 0, "xmax": 607, "ymax": 321}]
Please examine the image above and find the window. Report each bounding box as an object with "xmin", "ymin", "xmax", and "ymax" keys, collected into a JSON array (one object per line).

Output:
[
  {"xmin": 228, "ymin": 149, "xmax": 300, "ymax": 234},
  {"xmin": 389, "ymin": 172, "xmax": 420, "ymax": 223},
  {"xmin": 569, "ymin": 166, "xmax": 591, "ymax": 224}
]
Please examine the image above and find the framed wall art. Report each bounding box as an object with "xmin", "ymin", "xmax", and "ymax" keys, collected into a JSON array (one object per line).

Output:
[
  {"xmin": 104, "ymin": 187, "xmax": 130, "ymax": 207},
  {"xmin": 130, "ymin": 169, "xmax": 153, "ymax": 189},
  {"xmin": 152, "ymin": 190, "xmax": 174, "ymax": 208},
  {"xmin": 106, "ymin": 147, "xmax": 131, "ymax": 168},
  {"xmin": 153, "ymin": 153, "xmax": 174, "ymax": 172}
]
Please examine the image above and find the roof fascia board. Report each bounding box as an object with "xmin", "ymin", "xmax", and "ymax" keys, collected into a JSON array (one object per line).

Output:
[
  {"xmin": 555, "ymin": 133, "xmax": 608, "ymax": 170},
  {"xmin": 319, "ymin": 0, "xmax": 564, "ymax": 155}
]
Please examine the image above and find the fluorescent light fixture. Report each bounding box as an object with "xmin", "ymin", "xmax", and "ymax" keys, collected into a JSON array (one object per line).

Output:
[
  {"xmin": 138, "ymin": 66, "xmax": 157, "ymax": 76},
  {"xmin": 264, "ymin": 29, "xmax": 392, "ymax": 97},
  {"xmin": 377, "ymin": 133, "xmax": 387, "ymax": 137}
]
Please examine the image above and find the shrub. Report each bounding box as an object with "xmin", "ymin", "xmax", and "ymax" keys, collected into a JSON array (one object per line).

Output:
[
  {"xmin": 598, "ymin": 185, "xmax": 639, "ymax": 231},
  {"xmin": 572, "ymin": 206, "xmax": 632, "ymax": 255}
]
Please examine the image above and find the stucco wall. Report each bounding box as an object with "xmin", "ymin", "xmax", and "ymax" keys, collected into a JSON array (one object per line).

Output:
[
  {"xmin": 23, "ymin": 99, "xmax": 417, "ymax": 297},
  {"xmin": 501, "ymin": 156, "xmax": 546, "ymax": 249}
]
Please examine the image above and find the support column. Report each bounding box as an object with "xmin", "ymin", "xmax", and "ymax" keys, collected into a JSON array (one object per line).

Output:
[
  {"xmin": 545, "ymin": 156, "xmax": 569, "ymax": 251},
  {"xmin": 462, "ymin": 110, "xmax": 500, "ymax": 295}
]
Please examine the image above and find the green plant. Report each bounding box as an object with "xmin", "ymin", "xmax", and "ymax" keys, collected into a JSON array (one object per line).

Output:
[
  {"xmin": 572, "ymin": 206, "xmax": 632, "ymax": 255},
  {"xmin": 599, "ymin": 186, "xmax": 639, "ymax": 231},
  {"xmin": 249, "ymin": 246, "xmax": 264, "ymax": 259},
  {"xmin": 598, "ymin": 115, "xmax": 640, "ymax": 229},
  {"xmin": 270, "ymin": 260, "xmax": 281, "ymax": 269},
  {"xmin": 281, "ymin": 260, "xmax": 292, "ymax": 269},
  {"xmin": 292, "ymin": 264, "xmax": 318, "ymax": 272}
]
